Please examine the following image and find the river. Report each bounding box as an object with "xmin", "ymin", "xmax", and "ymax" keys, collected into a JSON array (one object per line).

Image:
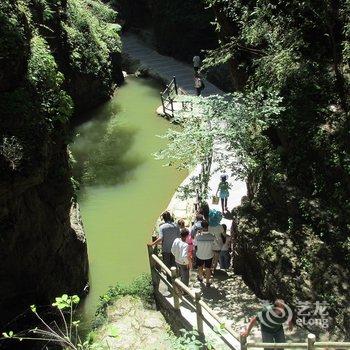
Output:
[{"xmin": 70, "ymin": 75, "xmax": 186, "ymax": 327}]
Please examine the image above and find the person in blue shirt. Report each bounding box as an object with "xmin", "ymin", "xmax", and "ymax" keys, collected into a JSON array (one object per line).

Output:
[{"xmin": 216, "ymin": 174, "xmax": 230, "ymax": 213}]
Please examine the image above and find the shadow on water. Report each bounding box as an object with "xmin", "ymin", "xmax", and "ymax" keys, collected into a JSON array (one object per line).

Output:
[{"xmin": 72, "ymin": 119, "xmax": 143, "ymax": 190}]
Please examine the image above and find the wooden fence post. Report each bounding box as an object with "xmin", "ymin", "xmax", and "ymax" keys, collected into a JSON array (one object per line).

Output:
[
  {"xmin": 171, "ymin": 267, "xmax": 180, "ymax": 310},
  {"xmin": 240, "ymin": 334, "xmax": 247, "ymax": 350},
  {"xmin": 171, "ymin": 99, "xmax": 174, "ymax": 118},
  {"xmin": 307, "ymin": 333, "xmax": 316, "ymax": 350},
  {"xmin": 173, "ymin": 75, "xmax": 178, "ymax": 95},
  {"xmin": 147, "ymin": 245, "xmax": 158, "ymax": 290},
  {"xmin": 194, "ymin": 291, "xmax": 204, "ymax": 334}
]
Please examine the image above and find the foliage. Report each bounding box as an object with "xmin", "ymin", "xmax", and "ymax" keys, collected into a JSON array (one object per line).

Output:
[
  {"xmin": 156, "ymin": 90, "xmax": 283, "ymax": 198},
  {"xmin": 155, "ymin": 96, "xmax": 217, "ymax": 171},
  {"xmin": 155, "ymin": 95, "xmax": 220, "ymax": 198},
  {"xmin": 199, "ymin": 0, "xmax": 350, "ymax": 337},
  {"xmin": 0, "ymin": 294, "xmax": 99, "ymax": 350},
  {"xmin": 0, "ymin": 136, "xmax": 24, "ymax": 170},
  {"xmin": 171, "ymin": 329, "xmax": 213, "ymax": 350},
  {"xmin": 63, "ymin": 0, "xmax": 121, "ymax": 78},
  {"xmin": 28, "ymin": 35, "xmax": 73, "ymax": 124}
]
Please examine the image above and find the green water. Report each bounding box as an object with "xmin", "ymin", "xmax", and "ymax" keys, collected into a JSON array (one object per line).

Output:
[{"xmin": 71, "ymin": 76, "xmax": 185, "ymax": 326}]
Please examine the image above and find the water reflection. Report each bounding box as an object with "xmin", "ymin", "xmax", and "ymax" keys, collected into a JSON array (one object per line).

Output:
[{"xmin": 73, "ymin": 116, "xmax": 143, "ymax": 187}]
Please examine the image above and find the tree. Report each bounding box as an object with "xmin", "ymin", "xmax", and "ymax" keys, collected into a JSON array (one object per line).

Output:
[{"xmin": 199, "ymin": 0, "xmax": 349, "ymax": 337}]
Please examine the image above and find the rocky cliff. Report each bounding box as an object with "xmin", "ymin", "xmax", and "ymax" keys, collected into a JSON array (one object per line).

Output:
[{"xmin": 0, "ymin": 0, "xmax": 122, "ymax": 332}]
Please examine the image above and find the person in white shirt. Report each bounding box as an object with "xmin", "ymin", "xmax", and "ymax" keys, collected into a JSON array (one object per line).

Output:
[
  {"xmin": 219, "ymin": 224, "xmax": 231, "ymax": 269},
  {"xmin": 195, "ymin": 220, "xmax": 215, "ymax": 287},
  {"xmin": 171, "ymin": 228, "xmax": 190, "ymax": 286}
]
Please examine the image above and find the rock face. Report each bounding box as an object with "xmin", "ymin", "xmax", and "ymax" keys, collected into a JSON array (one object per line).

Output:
[
  {"xmin": 95, "ymin": 296, "xmax": 173, "ymax": 350},
  {"xmin": 115, "ymin": 0, "xmax": 217, "ymax": 63},
  {"xmin": 0, "ymin": 0, "xmax": 122, "ymax": 331}
]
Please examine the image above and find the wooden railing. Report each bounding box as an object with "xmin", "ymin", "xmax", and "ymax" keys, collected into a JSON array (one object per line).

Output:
[
  {"xmin": 147, "ymin": 245, "xmax": 239, "ymax": 348},
  {"xmin": 147, "ymin": 245, "xmax": 350, "ymax": 350},
  {"xmin": 241, "ymin": 333, "xmax": 350, "ymax": 349},
  {"xmin": 160, "ymin": 76, "xmax": 178, "ymax": 117}
]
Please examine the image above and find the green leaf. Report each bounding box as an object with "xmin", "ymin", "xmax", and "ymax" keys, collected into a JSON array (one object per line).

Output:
[{"xmin": 30, "ymin": 304, "xmax": 37, "ymax": 313}]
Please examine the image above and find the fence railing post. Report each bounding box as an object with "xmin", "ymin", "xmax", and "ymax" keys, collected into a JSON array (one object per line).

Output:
[
  {"xmin": 173, "ymin": 75, "xmax": 178, "ymax": 95},
  {"xmin": 147, "ymin": 245, "xmax": 158, "ymax": 290},
  {"xmin": 170, "ymin": 99, "xmax": 174, "ymax": 118},
  {"xmin": 307, "ymin": 333, "xmax": 316, "ymax": 350},
  {"xmin": 240, "ymin": 334, "xmax": 247, "ymax": 350},
  {"xmin": 171, "ymin": 267, "xmax": 180, "ymax": 310},
  {"xmin": 194, "ymin": 291, "xmax": 204, "ymax": 334},
  {"xmin": 160, "ymin": 93, "xmax": 165, "ymax": 115}
]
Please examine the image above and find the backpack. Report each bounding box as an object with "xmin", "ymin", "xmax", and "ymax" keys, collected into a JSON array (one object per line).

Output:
[{"xmin": 208, "ymin": 209, "xmax": 222, "ymax": 226}]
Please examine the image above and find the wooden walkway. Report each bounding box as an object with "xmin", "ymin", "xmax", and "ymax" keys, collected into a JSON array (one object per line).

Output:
[{"xmin": 122, "ymin": 33, "xmax": 223, "ymax": 96}]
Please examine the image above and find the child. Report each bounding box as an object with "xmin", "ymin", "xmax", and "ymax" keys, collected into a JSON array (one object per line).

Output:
[
  {"xmin": 178, "ymin": 219, "xmax": 193, "ymax": 269},
  {"xmin": 171, "ymin": 228, "xmax": 190, "ymax": 286},
  {"xmin": 219, "ymin": 224, "xmax": 231, "ymax": 269},
  {"xmin": 216, "ymin": 174, "xmax": 230, "ymax": 213}
]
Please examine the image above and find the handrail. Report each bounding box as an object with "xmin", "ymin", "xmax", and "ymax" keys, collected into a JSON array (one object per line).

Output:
[
  {"xmin": 160, "ymin": 76, "xmax": 178, "ymax": 118},
  {"xmin": 315, "ymin": 342, "xmax": 350, "ymax": 347},
  {"xmin": 247, "ymin": 343, "xmax": 307, "ymax": 348},
  {"xmin": 147, "ymin": 245, "xmax": 239, "ymax": 348},
  {"xmin": 147, "ymin": 246, "xmax": 350, "ymax": 350},
  {"xmin": 151, "ymin": 254, "xmax": 172, "ymax": 276},
  {"xmin": 174, "ymin": 277, "xmax": 196, "ymax": 299}
]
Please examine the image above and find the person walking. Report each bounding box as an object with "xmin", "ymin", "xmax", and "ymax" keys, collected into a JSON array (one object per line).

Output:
[
  {"xmin": 219, "ymin": 224, "xmax": 231, "ymax": 269},
  {"xmin": 178, "ymin": 219, "xmax": 193, "ymax": 269},
  {"xmin": 241, "ymin": 299, "xmax": 293, "ymax": 350},
  {"xmin": 208, "ymin": 209, "xmax": 223, "ymax": 273},
  {"xmin": 171, "ymin": 228, "xmax": 190, "ymax": 286},
  {"xmin": 195, "ymin": 220, "xmax": 214, "ymax": 287},
  {"xmin": 148, "ymin": 211, "xmax": 180, "ymax": 270},
  {"xmin": 193, "ymin": 55, "xmax": 201, "ymax": 72},
  {"xmin": 194, "ymin": 73, "xmax": 205, "ymax": 96},
  {"xmin": 190, "ymin": 213, "xmax": 203, "ymax": 239},
  {"xmin": 216, "ymin": 174, "xmax": 230, "ymax": 213}
]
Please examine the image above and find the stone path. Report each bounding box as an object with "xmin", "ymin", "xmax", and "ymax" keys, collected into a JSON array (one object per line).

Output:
[
  {"xmin": 189, "ymin": 270, "xmax": 308, "ymax": 349},
  {"xmin": 122, "ymin": 33, "xmax": 222, "ymax": 96}
]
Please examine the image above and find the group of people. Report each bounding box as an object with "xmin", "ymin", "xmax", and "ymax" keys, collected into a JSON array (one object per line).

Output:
[
  {"xmin": 148, "ymin": 203, "xmax": 231, "ymax": 288},
  {"xmin": 148, "ymin": 172, "xmax": 296, "ymax": 349}
]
